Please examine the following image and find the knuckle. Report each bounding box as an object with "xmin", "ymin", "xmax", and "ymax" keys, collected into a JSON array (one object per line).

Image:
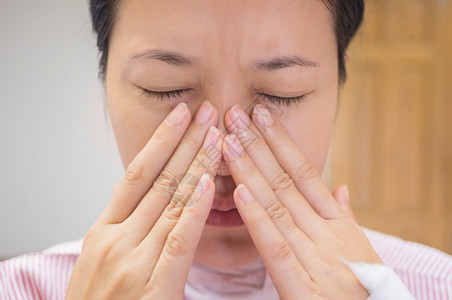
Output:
[
  {"xmin": 93, "ymin": 240, "xmax": 116, "ymax": 263},
  {"xmin": 112, "ymin": 263, "xmax": 146, "ymax": 293},
  {"xmin": 165, "ymin": 231, "xmax": 192, "ymax": 257},
  {"xmin": 292, "ymin": 160, "xmax": 319, "ymax": 184},
  {"xmin": 240, "ymin": 162, "xmax": 259, "ymax": 180},
  {"xmin": 181, "ymin": 130, "xmax": 199, "ymax": 148},
  {"xmin": 269, "ymin": 171, "xmax": 295, "ymax": 195},
  {"xmin": 162, "ymin": 202, "xmax": 184, "ymax": 222},
  {"xmin": 152, "ymin": 129, "xmax": 170, "ymax": 148},
  {"xmin": 307, "ymin": 282, "xmax": 324, "ymax": 299},
  {"xmin": 246, "ymin": 135, "xmax": 266, "ymax": 152},
  {"xmin": 97, "ymin": 229, "xmax": 123, "ymax": 259},
  {"xmin": 265, "ymin": 201, "xmax": 289, "ymax": 223},
  {"xmin": 269, "ymin": 240, "xmax": 292, "ymax": 262},
  {"xmin": 246, "ymin": 210, "xmax": 267, "ymax": 228},
  {"xmin": 83, "ymin": 222, "xmax": 107, "ymax": 248},
  {"xmin": 152, "ymin": 167, "xmax": 179, "ymax": 194},
  {"xmin": 83, "ymin": 224, "xmax": 99, "ymax": 243},
  {"xmin": 123, "ymin": 160, "xmax": 146, "ymax": 185},
  {"xmin": 114, "ymin": 266, "xmax": 133, "ymax": 287}
]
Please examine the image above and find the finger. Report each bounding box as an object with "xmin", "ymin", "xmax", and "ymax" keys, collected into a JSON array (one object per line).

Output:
[
  {"xmin": 332, "ymin": 185, "xmax": 356, "ymax": 221},
  {"xmin": 251, "ymin": 103, "xmax": 342, "ymax": 220},
  {"xmin": 223, "ymin": 134, "xmax": 325, "ymax": 276},
  {"xmin": 123, "ymin": 99, "xmax": 218, "ymax": 229},
  {"xmin": 138, "ymin": 128, "xmax": 222, "ymax": 254},
  {"xmin": 232, "ymin": 183, "xmax": 315, "ymax": 299},
  {"xmin": 224, "ymin": 104, "xmax": 326, "ymax": 236},
  {"xmin": 147, "ymin": 173, "xmax": 215, "ymax": 297},
  {"xmin": 126, "ymin": 125, "xmax": 223, "ymax": 244},
  {"xmin": 102, "ymin": 102, "xmax": 191, "ymax": 224}
]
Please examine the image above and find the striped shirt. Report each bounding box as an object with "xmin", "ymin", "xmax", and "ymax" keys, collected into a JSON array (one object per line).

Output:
[{"xmin": 0, "ymin": 227, "xmax": 451, "ymax": 300}]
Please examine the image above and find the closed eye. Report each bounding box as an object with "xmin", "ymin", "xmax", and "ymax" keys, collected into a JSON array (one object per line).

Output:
[
  {"xmin": 256, "ymin": 92, "xmax": 307, "ymax": 108},
  {"xmin": 139, "ymin": 88, "xmax": 191, "ymax": 101},
  {"xmin": 139, "ymin": 87, "xmax": 307, "ymax": 107}
]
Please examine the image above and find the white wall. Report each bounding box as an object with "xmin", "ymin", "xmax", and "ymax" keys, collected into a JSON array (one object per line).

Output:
[{"xmin": 0, "ymin": 0, "xmax": 124, "ymax": 260}]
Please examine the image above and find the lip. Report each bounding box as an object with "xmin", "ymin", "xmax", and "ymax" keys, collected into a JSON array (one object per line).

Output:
[{"xmin": 206, "ymin": 209, "xmax": 244, "ymax": 227}]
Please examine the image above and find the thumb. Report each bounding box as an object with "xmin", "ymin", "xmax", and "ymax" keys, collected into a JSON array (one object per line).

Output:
[{"xmin": 332, "ymin": 185, "xmax": 357, "ymax": 221}]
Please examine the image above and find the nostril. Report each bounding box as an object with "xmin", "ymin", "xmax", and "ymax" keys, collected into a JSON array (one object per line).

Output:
[{"xmin": 216, "ymin": 158, "xmax": 231, "ymax": 176}]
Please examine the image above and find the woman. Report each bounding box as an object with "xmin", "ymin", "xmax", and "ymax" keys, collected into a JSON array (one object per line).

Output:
[{"xmin": 1, "ymin": 0, "xmax": 451, "ymax": 299}]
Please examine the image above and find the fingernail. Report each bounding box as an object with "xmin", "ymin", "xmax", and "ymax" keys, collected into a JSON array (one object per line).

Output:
[
  {"xmin": 166, "ymin": 102, "xmax": 188, "ymax": 126},
  {"xmin": 236, "ymin": 183, "xmax": 254, "ymax": 204},
  {"xmin": 195, "ymin": 100, "xmax": 213, "ymax": 124},
  {"xmin": 198, "ymin": 173, "xmax": 210, "ymax": 193},
  {"xmin": 203, "ymin": 126, "xmax": 220, "ymax": 150},
  {"xmin": 225, "ymin": 134, "xmax": 244, "ymax": 157},
  {"xmin": 252, "ymin": 104, "xmax": 273, "ymax": 127},
  {"xmin": 194, "ymin": 173, "xmax": 210, "ymax": 203},
  {"xmin": 343, "ymin": 185, "xmax": 350, "ymax": 203},
  {"xmin": 229, "ymin": 105, "xmax": 250, "ymax": 130}
]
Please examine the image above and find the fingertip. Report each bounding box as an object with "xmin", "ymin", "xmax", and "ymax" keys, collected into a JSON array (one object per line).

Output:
[
  {"xmin": 234, "ymin": 183, "xmax": 254, "ymax": 205},
  {"xmin": 343, "ymin": 185, "xmax": 350, "ymax": 204},
  {"xmin": 195, "ymin": 172, "xmax": 215, "ymax": 207},
  {"xmin": 332, "ymin": 185, "xmax": 349, "ymax": 206},
  {"xmin": 200, "ymin": 172, "xmax": 211, "ymax": 190},
  {"xmin": 338, "ymin": 185, "xmax": 350, "ymax": 205}
]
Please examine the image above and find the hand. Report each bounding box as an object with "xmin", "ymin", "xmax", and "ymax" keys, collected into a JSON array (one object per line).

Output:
[
  {"xmin": 222, "ymin": 104, "xmax": 382, "ymax": 299},
  {"xmin": 65, "ymin": 101, "xmax": 223, "ymax": 300}
]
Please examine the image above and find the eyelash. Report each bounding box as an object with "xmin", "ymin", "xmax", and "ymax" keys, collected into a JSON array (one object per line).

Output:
[{"xmin": 139, "ymin": 88, "xmax": 306, "ymax": 107}]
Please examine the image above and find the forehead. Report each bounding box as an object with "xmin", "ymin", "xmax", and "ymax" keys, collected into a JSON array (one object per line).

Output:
[{"xmin": 111, "ymin": 0, "xmax": 336, "ymax": 68}]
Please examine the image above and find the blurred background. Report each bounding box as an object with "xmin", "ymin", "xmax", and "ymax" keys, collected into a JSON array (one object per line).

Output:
[
  {"xmin": 0, "ymin": 0, "xmax": 123, "ymax": 261},
  {"xmin": 0, "ymin": 0, "xmax": 451, "ymax": 261},
  {"xmin": 331, "ymin": 0, "xmax": 452, "ymax": 254}
]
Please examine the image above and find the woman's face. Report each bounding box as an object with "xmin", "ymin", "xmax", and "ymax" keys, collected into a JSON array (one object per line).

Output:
[{"xmin": 106, "ymin": 0, "xmax": 338, "ymax": 267}]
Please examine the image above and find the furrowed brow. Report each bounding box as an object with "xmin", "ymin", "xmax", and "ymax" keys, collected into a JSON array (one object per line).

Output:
[
  {"xmin": 129, "ymin": 49, "xmax": 197, "ymax": 66},
  {"xmin": 252, "ymin": 55, "xmax": 319, "ymax": 70}
]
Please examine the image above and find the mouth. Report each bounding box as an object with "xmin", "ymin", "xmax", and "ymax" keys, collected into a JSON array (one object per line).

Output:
[
  {"xmin": 206, "ymin": 208, "xmax": 244, "ymax": 227},
  {"xmin": 206, "ymin": 174, "xmax": 244, "ymax": 227}
]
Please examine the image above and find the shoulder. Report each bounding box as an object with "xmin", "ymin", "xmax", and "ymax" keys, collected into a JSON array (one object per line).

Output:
[
  {"xmin": 0, "ymin": 238, "xmax": 83, "ymax": 300},
  {"xmin": 362, "ymin": 226, "xmax": 452, "ymax": 300}
]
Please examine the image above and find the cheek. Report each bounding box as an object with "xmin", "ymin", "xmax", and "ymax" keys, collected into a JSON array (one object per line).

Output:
[
  {"xmin": 278, "ymin": 99, "xmax": 337, "ymax": 175},
  {"xmin": 107, "ymin": 93, "xmax": 165, "ymax": 170}
]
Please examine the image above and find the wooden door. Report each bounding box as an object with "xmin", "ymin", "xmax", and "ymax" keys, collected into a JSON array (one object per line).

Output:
[{"xmin": 331, "ymin": 0, "xmax": 452, "ymax": 254}]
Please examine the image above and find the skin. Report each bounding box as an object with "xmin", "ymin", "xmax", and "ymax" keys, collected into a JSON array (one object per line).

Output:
[
  {"xmin": 65, "ymin": 0, "xmax": 384, "ymax": 298},
  {"xmin": 107, "ymin": 0, "xmax": 338, "ymax": 268}
]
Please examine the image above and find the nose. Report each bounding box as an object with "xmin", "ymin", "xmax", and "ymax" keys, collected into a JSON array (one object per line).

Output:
[{"xmin": 205, "ymin": 84, "xmax": 251, "ymax": 177}]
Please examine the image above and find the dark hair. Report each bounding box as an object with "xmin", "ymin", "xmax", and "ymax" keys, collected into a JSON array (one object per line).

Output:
[{"xmin": 89, "ymin": 0, "xmax": 364, "ymax": 85}]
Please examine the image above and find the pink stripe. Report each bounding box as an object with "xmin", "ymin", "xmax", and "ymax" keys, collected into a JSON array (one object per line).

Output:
[
  {"xmin": 415, "ymin": 271, "xmax": 423, "ymax": 299},
  {"xmin": 1, "ymin": 233, "xmax": 451, "ymax": 299},
  {"xmin": 14, "ymin": 257, "xmax": 29, "ymax": 300},
  {"xmin": 7, "ymin": 258, "xmax": 21, "ymax": 300},
  {"xmin": 428, "ymin": 252, "xmax": 445, "ymax": 300},
  {"xmin": 436, "ymin": 259, "xmax": 449, "ymax": 300},
  {"xmin": 418, "ymin": 245, "xmax": 444, "ymax": 300},
  {"xmin": 33, "ymin": 254, "xmax": 43, "ymax": 298},
  {"xmin": 18, "ymin": 257, "xmax": 33, "ymax": 299},
  {"xmin": 393, "ymin": 239, "xmax": 422, "ymax": 294},
  {"xmin": 31, "ymin": 255, "xmax": 41, "ymax": 299},
  {"xmin": 46, "ymin": 255, "xmax": 55, "ymax": 299},
  {"xmin": 407, "ymin": 267, "xmax": 416, "ymax": 298},
  {"xmin": 413, "ymin": 246, "xmax": 436, "ymax": 299},
  {"xmin": 54, "ymin": 255, "xmax": 63, "ymax": 299}
]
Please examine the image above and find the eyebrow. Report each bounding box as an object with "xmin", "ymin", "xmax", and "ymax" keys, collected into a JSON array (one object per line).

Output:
[
  {"xmin": 130, "ymin": 49, "xmax": 196, "ymax": 65},
  {"xmin": 129, "ymin": 49, "xmax": 319, "ymax": 70},
  {"xmin": 251, "ymin": 55, "xmax": 319, "ymax": 70}
]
